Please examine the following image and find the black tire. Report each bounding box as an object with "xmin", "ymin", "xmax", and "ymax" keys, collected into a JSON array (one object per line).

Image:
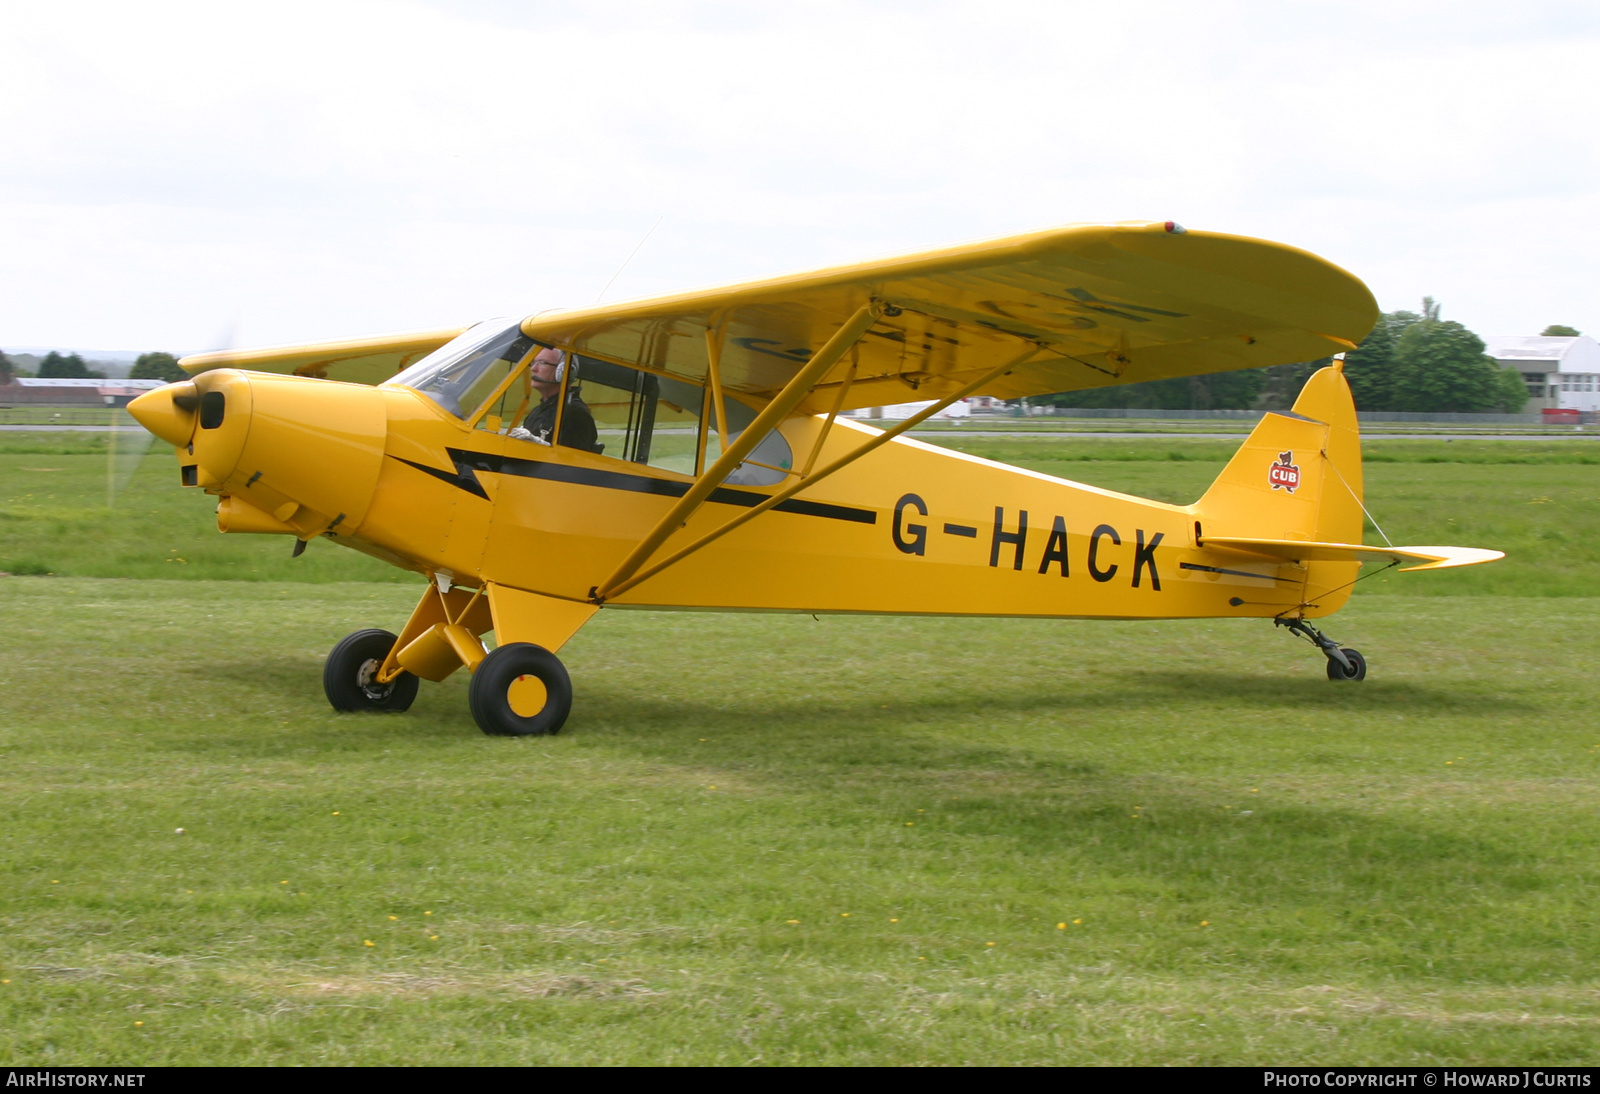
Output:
[
  {"xmin": 324, "ymin": 629, "xmax": 419, "ymax": 712},
  {"xmin": 1326, "ymin": 647, "xmax": 1367, "ymax": 682},
  {"xmin": 468, "ymin": 642, "xmax": 572, "ymax": 737}
]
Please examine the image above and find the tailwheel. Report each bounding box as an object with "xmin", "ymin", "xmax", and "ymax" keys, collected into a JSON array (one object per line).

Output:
[
  {"xmin": 324, "ymin": 629, "xmax": 419, "ymax": 712},
  {"xmin": 468, "ymin": 642, "xmax": 572, "ymax": 737},
  {"xmin": 1326, "ymin": 648, "xmax": 1367, "ymax": 681},
  {"xmin": 1274, "ymin": 616, "xmax": 1368, "ymax": 683}
]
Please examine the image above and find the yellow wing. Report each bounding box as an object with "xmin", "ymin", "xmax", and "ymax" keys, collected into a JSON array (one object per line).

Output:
[
  {"xmin": 523, "ymin": 221, "xmax": 1378, "ymax": 414},
  {"xmin": 178, "ymin": 326, "xmax": 468, "ymax": 386},
  {"xmin": 176, "ymin": 222, "xmax": 1375, "ymax": 407}
]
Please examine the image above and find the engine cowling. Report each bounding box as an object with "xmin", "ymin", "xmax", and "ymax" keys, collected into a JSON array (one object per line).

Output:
[{"xmin": 129, "ymin": 369, "xmax": 388, "ymax": 540}]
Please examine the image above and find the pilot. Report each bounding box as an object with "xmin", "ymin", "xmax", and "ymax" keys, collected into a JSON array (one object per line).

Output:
[{"xmin": 509, "ymin": 347, "xmax": 599, "ymax": 452}]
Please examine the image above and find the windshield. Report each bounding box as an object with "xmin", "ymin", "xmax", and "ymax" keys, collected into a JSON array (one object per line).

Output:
[{"xmin": 385, "ymin": 319, "xmax": 537, "ymax": 417}]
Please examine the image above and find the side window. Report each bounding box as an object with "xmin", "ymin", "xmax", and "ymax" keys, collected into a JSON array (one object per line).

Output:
[
  {"xmin": 644, "ymin": 375, "xmax": 705, "ymax": 475},
  {"xmin": 477, "ymin": 352, "xmax": 796, "ymax": 486},
  {"xmin": 567, "ymin": 356, "xmax": 702, "ymax": 474},
  {"xmin": 704, "ymin": 395, "xmax": 794, "ymax": 486},
  {"xmin": 567, "ymin": 357, "xmax": 646, "ymax": 462}
]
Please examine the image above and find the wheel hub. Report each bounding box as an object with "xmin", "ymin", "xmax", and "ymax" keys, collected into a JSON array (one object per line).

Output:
[{"xmin": 356, "ymin": 657, "xmax": 393, "ymax": 701}]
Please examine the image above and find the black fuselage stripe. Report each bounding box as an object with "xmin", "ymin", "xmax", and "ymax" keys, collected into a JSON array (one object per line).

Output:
[
  {"xmin": 395, "ymin": 449, "xmax": 876, "ymax": 525},
  {"xmin": 393, "ymin": 455, "xmax": 490, "ymax": 499},
  {"xmin": 1179, "ymin": 561, "xmax": 1296, "ymax": 582}
]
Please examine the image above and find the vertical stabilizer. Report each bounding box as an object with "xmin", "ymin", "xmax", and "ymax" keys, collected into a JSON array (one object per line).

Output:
[
  {"xmin": 1290, "ymin": 362, "xmax": 1364, "ymax": 546},
  {"xmin": 1195, "ymin": 363, "xmax": 1365, "ymax": 614}
]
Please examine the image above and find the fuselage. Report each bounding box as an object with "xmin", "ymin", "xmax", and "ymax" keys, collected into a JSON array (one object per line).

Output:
[{"xmin": 143, "ymin": 365, "xmax": 1349, "ymax": 623}]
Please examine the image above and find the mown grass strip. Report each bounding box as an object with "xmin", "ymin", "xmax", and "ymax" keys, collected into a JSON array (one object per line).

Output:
[{"xmin": 0, "ymin": 578, "xmax": 1597, "ymax": 1063}]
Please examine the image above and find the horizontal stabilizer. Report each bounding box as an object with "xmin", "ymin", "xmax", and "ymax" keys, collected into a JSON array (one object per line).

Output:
[{"xmin": 1203, "ymin": 537, "xmax": 1504, "ymax": 572}]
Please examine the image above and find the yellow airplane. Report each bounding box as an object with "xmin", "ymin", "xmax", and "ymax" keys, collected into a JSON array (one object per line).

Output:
[{"xmin": 128, "ymin": 221, "xmax": 1501, "ymax": 736}]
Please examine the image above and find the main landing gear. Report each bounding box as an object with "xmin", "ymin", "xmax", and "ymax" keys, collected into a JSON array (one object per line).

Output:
[
  {"xmin": 468, "ymin": 642, "xmax": 573, "ymax": 737},
  {"xmin": 323, "ymin": 632, "xmax": 572, "ymax": 735},
  {"xmin": 1275, "ymin": 617, "xmax": 1367, "ymax": 681},
  {"xmin": 323, "ymin": 629, "xmax": 421, "ymax": 711}
]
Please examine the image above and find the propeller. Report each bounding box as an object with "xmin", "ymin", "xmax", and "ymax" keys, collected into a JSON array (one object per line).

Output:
[
  {"xmin": 110, "ymin": 319, "xmax": 234, "ymax": 508},
  {"xmin": 106, "ymin": 402, "xmax": 157, "ymax": 508}
]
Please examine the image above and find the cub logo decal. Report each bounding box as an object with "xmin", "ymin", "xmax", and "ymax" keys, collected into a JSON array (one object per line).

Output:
[{"xmin": 1269, "ymin": 451, "xmax": 1301, "ymax": 493}]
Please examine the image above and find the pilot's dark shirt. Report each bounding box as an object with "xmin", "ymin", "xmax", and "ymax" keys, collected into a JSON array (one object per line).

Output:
[{"xmin": 524, "ymin": 391, "xmax": 599, "ymax": 453}]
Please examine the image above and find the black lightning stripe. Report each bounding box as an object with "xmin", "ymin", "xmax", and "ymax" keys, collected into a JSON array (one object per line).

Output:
[
  {"xmin": 1179, "ymin": 561, "xmax": 1297, "ymax": 583},
  {"xmin": 393, "ymin": 449, "xmax": 877, "ymax": 525},
  {"xmin": 394, "ymin": 453, "xmax": 492, "ymax": 499}
]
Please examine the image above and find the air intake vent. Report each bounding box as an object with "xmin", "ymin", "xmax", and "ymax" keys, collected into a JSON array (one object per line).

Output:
[{"xmin": 200, "ymin": 391, "xmax": 226, "ymax": 429}]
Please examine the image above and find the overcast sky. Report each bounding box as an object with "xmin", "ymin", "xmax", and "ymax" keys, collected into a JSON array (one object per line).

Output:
[{"xmin": 3, "ymin": 0, "xmax": 1597, "ymax": 354}]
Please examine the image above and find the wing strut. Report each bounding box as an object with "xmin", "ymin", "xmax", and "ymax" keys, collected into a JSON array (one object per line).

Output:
[
  {"xmin": 800, "ymin": 356, "xmax": 858, "ymax": 477},
  {"xmin": 597, "ymin": 342, "xmax": 1042, "ymax": 602},
  {"xmin": 704, "ymin": 318, "xmax": 731, "ymax": 451},
  {"xmin": 591, "ymin": 303, "xmax": 883, "ymax": 603}
]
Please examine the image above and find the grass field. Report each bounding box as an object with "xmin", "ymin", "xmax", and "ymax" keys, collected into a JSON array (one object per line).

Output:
[{"xmin": 2, "ymin": 431, "xmax": 1598, "ymax": 1064}]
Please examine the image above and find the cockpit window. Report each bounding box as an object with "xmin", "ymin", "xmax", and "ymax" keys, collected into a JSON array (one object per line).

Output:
[
  {"xmin": 395, "ymin": 326, "xmax": 795, "ymax": 484},
  {"xmin": 385, "ymin": 319, "xmax": 537, "ymax": 418},
  {"xmin": 707, "ymin": 396, "xmax": 793, "ymax": 486},
  {"xmin": 573, "ymin": 356, "xmax": 705, "ymax": 474},
  {"xmin": 574, "ymin": 357, "xmax": 792, "ymax": 482}
]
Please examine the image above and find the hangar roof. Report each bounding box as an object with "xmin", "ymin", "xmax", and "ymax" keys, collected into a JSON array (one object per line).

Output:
[{"xmin": 1485, "ymin": 335, "xmax": 1600, "ymax": 372}]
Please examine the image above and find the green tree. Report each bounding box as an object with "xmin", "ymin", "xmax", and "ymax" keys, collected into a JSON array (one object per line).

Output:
[
  {"xmin": 0, "ymin": 350, "xmax": 13, "ymax": 385},
  {"xmin": 1541, "ymin": 324, "xmax": 1581, "ymax": 337},
  {"xmin": 1342, "ymin": 310, "xmax": 1421, "ymax": 411},
  {"xmin": 130, "ymin": 352, "xmax": 187, "ymax": 383},
  {"xmin": 1037, "ymin": 368, "xmax": 1266, "ymax": 410},
  {"xmin": 1492, "ymin": 365, "xmax": 1530, "ymax": 413},
  {"xmin": 1195, "ymin": 367, "xmax": 1269, "ymax": 410},
  {"xmin": 1250, "ymin": 359, "xmax": 1327, "ymax": 411},
  {"xmin": 1034, "ymin": 298, "xmax": 1522, "ymax": 414},
  {"xmin": 37, "ymin": 351, "xmax": 92, "ymax": 379},
  {"xmin": 1388, "ymin": 319, "xmax": 1512, "ymax": 413}
]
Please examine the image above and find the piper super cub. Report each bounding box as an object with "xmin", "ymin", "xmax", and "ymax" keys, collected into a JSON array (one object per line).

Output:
[{"xmin": 127, "ymin": 222, "xmax": 1502, "ymax": 737}]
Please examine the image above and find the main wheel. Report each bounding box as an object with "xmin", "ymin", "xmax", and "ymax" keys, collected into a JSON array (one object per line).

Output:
[
  {"xmin": 468, "ymin": 642, "xmax": 572, "ymax": 737},
  {"xmin": 1326, "ymin": 647, "xmax": 1367, "ymax": 681},
  {"xmin": 324, "ymin": 629, "xmax": 419, "ymax": 712}
]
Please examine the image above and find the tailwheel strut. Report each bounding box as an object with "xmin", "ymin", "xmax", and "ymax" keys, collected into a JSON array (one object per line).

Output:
[{"xmin": 1275, "ymin": 616, "xmax": 1367, "ymax": 681}]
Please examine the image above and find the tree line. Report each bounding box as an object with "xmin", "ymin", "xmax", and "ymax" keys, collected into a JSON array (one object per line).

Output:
[
  {"xmin": 0, "ymin": 350, "xmax": 187, "ymax": 384},
  {"xmin": 1038, "ymin": 303, "xmax": 1576, "ymax": 413}
]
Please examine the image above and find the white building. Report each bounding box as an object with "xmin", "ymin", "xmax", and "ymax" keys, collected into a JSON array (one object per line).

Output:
[
  {"xmin": 847, "ymin": 397, "xmax": 973, "ymax": 421},
  {"xmin": 1485, "ymin": 335, "xmax": 1600, "ymax": 412},
  {"xmin": 1, "ymin": 377, "xmax": 167, "ymax": 407}
]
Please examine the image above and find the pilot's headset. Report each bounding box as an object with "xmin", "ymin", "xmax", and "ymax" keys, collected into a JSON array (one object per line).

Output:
[{"xmin": 557, "ymin": 351, "xmax": 581, "ymax": 395}]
